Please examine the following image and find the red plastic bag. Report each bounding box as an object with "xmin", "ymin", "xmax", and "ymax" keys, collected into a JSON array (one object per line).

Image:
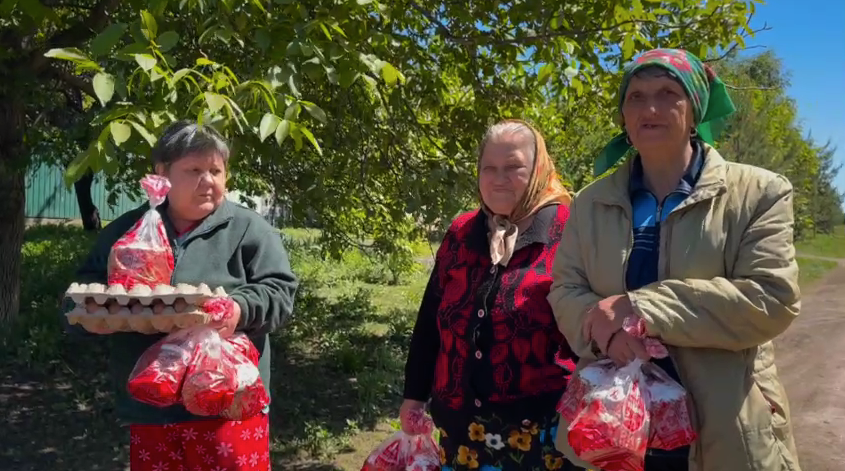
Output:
[
  {"xmin": 644, "ymin": 366, "xmax": 696, "ymax": 450},
  {"xmin": 361, "ymin": 410, "xmax": 440, "ymax": 471},
  {"xmin": 563, "ymin": 359, "xmax": 649, "ymax": 471},
  {"xmin": 127, "ymin": 328, "xmax": 208, "ymax": 407},
  {"xmin": 128, "ymin": 326, "xmax": 269, "ymax": 420},
  {"xmin": 108, "ymin": 175, "xmax": 174, "ymax": 289}
]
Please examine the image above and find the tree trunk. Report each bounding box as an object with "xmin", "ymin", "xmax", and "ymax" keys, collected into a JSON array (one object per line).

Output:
[
  {"xmin": 0, "ymin": 99, "xmax": 25, "ymax": 324},
  {"xmin": 74, "ymin": 169, "xmax": 101, "ymax": 231}
]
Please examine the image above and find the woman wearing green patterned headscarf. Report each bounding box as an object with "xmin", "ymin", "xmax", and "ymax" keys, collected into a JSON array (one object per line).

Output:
[{"xmin": 549, "ymin": 49, "xmax": 803, "ymax": 471}]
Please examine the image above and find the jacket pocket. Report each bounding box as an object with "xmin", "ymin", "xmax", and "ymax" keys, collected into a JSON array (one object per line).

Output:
[{"xmin": 743, "ymin": 381, "xmax": 799, "ymax": 471}]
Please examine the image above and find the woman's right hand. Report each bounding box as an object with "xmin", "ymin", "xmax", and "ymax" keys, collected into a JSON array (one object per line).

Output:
[
  {"xmin": 606, "ymin": 330, "xmax": 651, "ymax": 366},
  {"xmin": 399, "ymin": 399, "xmax": 427, "ymax": 435}
]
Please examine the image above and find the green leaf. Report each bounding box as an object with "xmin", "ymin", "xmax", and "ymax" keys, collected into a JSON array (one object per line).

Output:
[
  {"xmin": 196, "ymin": 57, "xmax": 215, "ymax": 66},
  {"xmin": 141, "ymin": 10, "xmax": 158, "ymax": 38},
  {"xmin": 44, "ymin": 47, "xmax": 91, "ymax": 63},
  {"xmin": 172, "ymin": 68, "xmax": 191, "ymax": 84},
  {"xmin": 564, "ymin": 66, "xmax": 578, "ymax": 79},
  {"xmin": 110, "ymin": 121, "xmax": 132, "ymax": 146},
  {"xmin": 301, "ymin": 102, "xmax": 327, "ymax": 124},
  {"xmin": 156, "ymin": 31, "xmax": 180, "ymax": 52},
  {"xmin": 254, "ymin": 28, "xmax": 271, "ymax": 51},
  {"xmin": 64, "ymin": 148, "xmax": 94, "ymax": 188},
  {"xmin": 259, "ymin": 113, "xmax": 280, "ymax": 142},
  {"xmin": 275, "ymin": 119, "xmax": 291, "ymax": 145},
  {"xmin": 283, "ymin": 103, "xmax": 301, "ymax": 120},
  {"xmin": 356, "ymin": 0, "xmax": 373, "ymax": 4},
  {"xmin": 134, "ymin": 54, "xmax": 157, "ymax": 71},
  {"xmin": 91, "ymin": 23, "xmax": 127, "ymax": 57},
  {"xmin": 92, "ymin": 73, "xmax": 115, "ymax": 106},
  {"xmin": 299, "ymin": 126, "xmax": 322, "ymax": 155},
  {"xmin": 380, "ymin": 62, "xmax": 404, "ymax": 86},
  {"xmin": 204, "ymin": 92, "xmax": 226, "ymax": 113},
  {"xmin": 537, "ymin": 63, "xmax": 554, "ymax": 84},
  {"xmin": 128, "ymin": 121, "xmax": 157, "ymax": 146},
  {"xmin": 622, "ymin": 35, "xmax": 635, "ymax": 60}
]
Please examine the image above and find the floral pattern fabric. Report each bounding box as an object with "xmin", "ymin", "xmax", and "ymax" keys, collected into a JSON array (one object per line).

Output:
[
  {"xmin": 438, "ymin": 413, "xmax": 590, "ymax": 471},
  {"xmin": 129, "ymin": 414, "xmax": 270, "ymax": 471}
]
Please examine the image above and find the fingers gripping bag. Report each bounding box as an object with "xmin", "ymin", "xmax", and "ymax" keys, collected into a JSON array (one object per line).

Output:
[
  {"xmin": 361, "ymin": 409, "xmax": 440, "ymax": 471},
  {"xmin": 559, "ymin": 359, "xmax": 650, "ymax": 471},
  {"xmin": 108, "ymin": 175, "xmax": 174, "ymax": 289}
]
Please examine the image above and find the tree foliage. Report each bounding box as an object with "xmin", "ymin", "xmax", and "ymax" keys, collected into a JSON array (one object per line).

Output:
[{"xmin": 0, "ymin": 0, "xmax": 766, "ymax": 321}]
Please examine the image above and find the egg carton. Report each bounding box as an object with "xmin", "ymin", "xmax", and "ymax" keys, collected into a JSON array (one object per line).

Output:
[
  {"xmin": 65, "ymin": 304, "xmax": 211, "ymax": 334},
  {"xmin": 66, "ymin": 282, "xmax": 225, "ymax": 306}
]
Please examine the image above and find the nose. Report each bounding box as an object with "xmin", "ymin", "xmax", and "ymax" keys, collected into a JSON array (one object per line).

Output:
[{"xmin": 198, "ymin": 171, "xmax": 213, "ymax": 185}]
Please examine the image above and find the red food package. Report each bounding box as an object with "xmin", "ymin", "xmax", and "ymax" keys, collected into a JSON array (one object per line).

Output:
[
  {"xmin": 644, "ymin": 365, "xmax": 697, "ymax": 450},
  {"xmin": 563, "ymin": 359, "xmax": 649, "ymax": 471},
  {"xmin": 181, "ymin": 328, "xmax": 268, "ymax": 419},
  {"xmin": 127, "ymin": 328, "xmax": 209, "ymax": 407},
  {"xmin": 108, "ymin": 175, "xmax": 174, "ymax": 289},
  {"xmin": 361, "ymin": 410, "xmax": 440, "ymax": 471}
]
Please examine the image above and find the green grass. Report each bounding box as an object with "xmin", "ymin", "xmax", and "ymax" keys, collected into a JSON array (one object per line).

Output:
[
  {"xmin": 796, "ymin": 225, "xmax": 845, "ymax": 259},
  {"xmin": 797, "ymin": 256, "xmax": 839, "ymax": 287}
]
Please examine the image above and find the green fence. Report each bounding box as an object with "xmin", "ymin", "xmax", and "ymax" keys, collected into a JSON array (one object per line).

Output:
[{"xmin": 25, "ymin": 164, "xmax": 140, "ymax": 220}]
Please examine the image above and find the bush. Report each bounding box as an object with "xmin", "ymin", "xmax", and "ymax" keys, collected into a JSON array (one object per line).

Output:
[{"xmin": 1, "ymin": 224, "xmax": 100, "ymax": 367}]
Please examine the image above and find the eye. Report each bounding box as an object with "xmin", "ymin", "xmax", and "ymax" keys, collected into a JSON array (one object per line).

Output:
[
  {"xmin": 626, "ymin": 91, "xmax": 644, "ymax": 102},
  {"xmin": 505, "ymin": 165, "xmax": 523, "ymax": 172}
]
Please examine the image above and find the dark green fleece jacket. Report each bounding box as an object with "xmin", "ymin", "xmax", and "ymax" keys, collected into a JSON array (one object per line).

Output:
[{"xmin": 61, "ymin": 199, "xmax": 298, "ymax": 425}]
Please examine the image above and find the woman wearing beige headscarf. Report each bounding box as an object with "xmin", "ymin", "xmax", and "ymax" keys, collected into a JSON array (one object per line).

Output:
[{"xmin": 398, "ymin": 119, "xmax": 585, "ymax": 471}]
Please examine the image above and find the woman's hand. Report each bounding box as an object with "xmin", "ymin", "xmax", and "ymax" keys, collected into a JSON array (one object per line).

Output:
[
  {"xmin": 203, "ymin": 297, "xmax": 242, "ymax": 337},
  {"xmin": 582, "ymin": 294, "xmax": 635, "ymax": 352},
  {"xmin": 606, "ymin": 330, "xmax": 651, "ymax": 366},
  {"xmin": 399, "ymin": 399, "xmax": 427, "ymax": 435}
]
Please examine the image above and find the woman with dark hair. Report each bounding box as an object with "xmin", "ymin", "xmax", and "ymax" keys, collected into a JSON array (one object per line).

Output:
[
  {"xmin": 400, "ymin": 119, "xmax": 585, "ymax": 471},
  {"xmin": 63, "ymin": 120, "xmax": 298, "ymax": 471},
  {"xmin": 549, "ymin": 49, "xmax": 802, "ymax": 471}
]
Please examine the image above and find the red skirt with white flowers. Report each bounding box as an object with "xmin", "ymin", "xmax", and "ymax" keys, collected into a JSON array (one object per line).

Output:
[{"xmin": 129, "ymin": 414, "xmax": 270, "ymax": 471}]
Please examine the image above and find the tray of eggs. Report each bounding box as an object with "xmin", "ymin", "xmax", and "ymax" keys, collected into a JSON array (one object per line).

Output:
[{"xmin": 64, "ymin": 282, "xmax": 227, "ymax": 334}]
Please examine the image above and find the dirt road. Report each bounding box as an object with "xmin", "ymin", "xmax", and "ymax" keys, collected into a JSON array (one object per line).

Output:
[{"xmin": 776, "ymin": 259, "xmax": 845, "ymax": 470}]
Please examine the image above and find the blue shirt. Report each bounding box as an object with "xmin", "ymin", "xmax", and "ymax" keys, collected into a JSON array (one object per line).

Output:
[{"xmin": 626, "ymin": 143, "xmax": 703, "ymax": 461}]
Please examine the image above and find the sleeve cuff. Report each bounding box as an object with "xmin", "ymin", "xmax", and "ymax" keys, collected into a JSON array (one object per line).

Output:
[{"xmin": 231, "ymin": 294, "xmax": 250, "ymax": 329}]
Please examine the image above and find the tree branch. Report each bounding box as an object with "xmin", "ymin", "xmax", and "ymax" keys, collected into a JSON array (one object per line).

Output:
[
  {"xmin": 46, "ymin": 65, "xmax": 95, "ymax": 97},
  {"xmin": 30, "ymin": 0, "xmax": 120, "ymax": 73},
  {"xmin": 703, "ymin": 21, "xmax": 773, "ymax": 63}
]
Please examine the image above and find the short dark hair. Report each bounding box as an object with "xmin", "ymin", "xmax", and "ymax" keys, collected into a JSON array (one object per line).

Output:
[{"xmin": 151, "ymin": 120, "xmax": 230, "ymax": 167}]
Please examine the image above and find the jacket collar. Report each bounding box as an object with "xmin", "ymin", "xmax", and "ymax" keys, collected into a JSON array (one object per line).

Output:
[
  {"xmin": 157, "ymin": 198, "xmax": 235, "ymax": 242},
  {"xmin": 596, "ymin": 143, "xmax": 728, "ymax": 210}
]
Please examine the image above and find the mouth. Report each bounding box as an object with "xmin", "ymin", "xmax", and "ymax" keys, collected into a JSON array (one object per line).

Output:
[{"xmin": 640, "ymin": 123, "xmax": 666, "ymax": 130}]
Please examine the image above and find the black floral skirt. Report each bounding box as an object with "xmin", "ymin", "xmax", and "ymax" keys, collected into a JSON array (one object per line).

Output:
[{"xmin": 435, "ymin": 411, "xmax": 589, "ymax": 471}]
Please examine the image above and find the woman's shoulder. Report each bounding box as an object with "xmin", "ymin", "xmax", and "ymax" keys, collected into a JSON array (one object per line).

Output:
[
  {"xmin": 225, "ymin": 200, "xmax": 278, "ymax": 234},
  {"xmin": 445, "ymin": 209, "xmax": 482, "ymax": 238}
]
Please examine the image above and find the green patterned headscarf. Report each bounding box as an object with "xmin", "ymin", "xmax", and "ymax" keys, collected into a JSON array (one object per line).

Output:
[{"xmin": 594, "ymin": 48, "xmax": 736, "ymax": 177}]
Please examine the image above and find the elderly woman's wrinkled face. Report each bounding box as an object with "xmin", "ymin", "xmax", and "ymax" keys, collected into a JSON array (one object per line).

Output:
[
  {"xmin": 622, "ymin": 71, "xmax": 694, "ymax": 154},
  {"xmin": 479, "ymin": 134, "xmax": 533, "ymax": 217},
  {"xmin": 157, "ymin": 152, "xmax": 227, "ymax": 221}
]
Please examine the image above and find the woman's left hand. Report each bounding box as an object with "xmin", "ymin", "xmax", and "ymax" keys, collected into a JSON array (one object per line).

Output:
[
  {"xmin": 203, "ymin": 297, "xmax": 242, "ymax": 337},
  {"xmin": 583, "ymin": 294, "xmax": 635, "ymax": 352}
]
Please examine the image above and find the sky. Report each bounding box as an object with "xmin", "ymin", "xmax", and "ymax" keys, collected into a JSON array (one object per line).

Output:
[{"xmin": 744, "ymin": 0, "xmax": 845, "ymax": 201}]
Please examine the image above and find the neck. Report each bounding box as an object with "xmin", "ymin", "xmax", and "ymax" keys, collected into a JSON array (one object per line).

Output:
[
  {"xmin": 640, "ymin": 141, "xmax": 694, "ymax": 200},
  {"xmin": 166, "ymin": 207, "xmax": 201, "ymax": 234}
]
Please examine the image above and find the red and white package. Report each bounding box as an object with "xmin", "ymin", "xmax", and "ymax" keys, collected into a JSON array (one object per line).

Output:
[
  {"xmin": 128, "ymin": 326, "xmax": 269, "ymax": 420},
  {"xmin": 561, "ymin": 359, "xmax": 649, "ymax": 471},
  {"xmin": 644, "ymin": 366, "xmax": 696, "ymax": 450},
  {"xmin": 361, "ymin": 409, "xmax": 440, "ymax": 471},
  {"xmin": 127, "ymin": 328, "xmax": 208, "ymax": 407},
  {"xmin": 108, "ymin": 175, "xmax": 174, "ymax": 289}
]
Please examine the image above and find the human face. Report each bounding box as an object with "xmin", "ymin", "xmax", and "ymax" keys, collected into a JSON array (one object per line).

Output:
[
  {"xmin": 156, "ymin": 152, "xmax": 227, "ymax": 222},
  {"xmin": 621, "ymin": 72, "xmax": 694, "ymax": 156},
  {"xmin": 478, "ymin": 134, "xmax": 533, "ymax": 217}
]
